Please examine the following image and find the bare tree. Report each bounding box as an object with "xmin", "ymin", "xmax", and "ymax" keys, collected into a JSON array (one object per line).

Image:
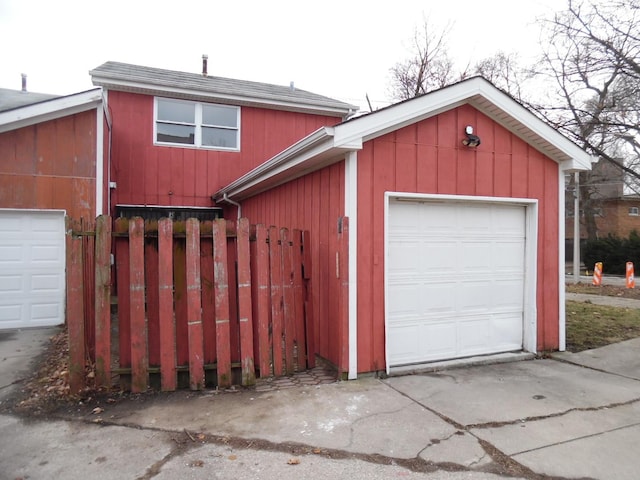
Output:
[
  {"xmin": 533, "ymin": 0, "xmax": 640, "ymax": 239},
  {"xmin": 388, "ymin": 18, "xmax": 462, "ymax": 101}
]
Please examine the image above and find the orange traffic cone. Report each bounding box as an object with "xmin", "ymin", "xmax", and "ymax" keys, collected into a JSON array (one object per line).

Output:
[
  {"xmin": 592, "ymin": 262, "xmax": 603, "ymax": 286},
  {"xmin": 626, "ymin": 262, "xmax": 635, "ymax": 289}
]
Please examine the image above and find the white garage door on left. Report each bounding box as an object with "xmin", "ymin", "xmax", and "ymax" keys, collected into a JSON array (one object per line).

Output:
[{"xmin": 0, "ymin": 210, "xmax": 65, "ymax": 329}]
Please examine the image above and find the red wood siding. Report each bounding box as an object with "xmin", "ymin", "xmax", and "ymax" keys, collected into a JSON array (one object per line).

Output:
[
  {"xmin": 0, "ymin": 110, "xmax": 97, "ymax": 219},
  {"xmin": 357, "ymin": 104, "xmax": 560, "ymax": 372},
  {"xmin": 241, "ymin": 163, "xmax": 346, "ymax": 370},
  {"xmin": 107, "ymin": 91, "xmax": 341, "ymax": 213}
]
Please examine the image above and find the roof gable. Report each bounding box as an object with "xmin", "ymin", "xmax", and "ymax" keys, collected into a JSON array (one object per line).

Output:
[
  {"xmin": 90, "ymin": 61, "xmax": 357, "ymax": 118},
  {"xmin": 0, "ymin": 89, "xmax": 102, "ymax": 134},
  {"xmin": 215, "ymin": 77, "xmax": 595, "ymax": 201}
]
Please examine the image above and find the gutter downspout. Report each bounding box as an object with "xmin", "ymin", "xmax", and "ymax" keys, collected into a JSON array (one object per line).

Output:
[{"xmin": 222, "ymin": 193, "xmax": 242, "ymax": 219}]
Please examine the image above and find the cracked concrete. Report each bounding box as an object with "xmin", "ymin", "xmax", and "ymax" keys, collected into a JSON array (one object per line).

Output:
[{"xmin": 4, "ymin": 325, "xmax": 640, "ymax": 478}]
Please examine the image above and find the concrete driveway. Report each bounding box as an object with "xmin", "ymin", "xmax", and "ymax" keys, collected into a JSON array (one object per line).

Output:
[{"xmin": 2, "ymin": 327, "xmax": 640, "ymax": 479}]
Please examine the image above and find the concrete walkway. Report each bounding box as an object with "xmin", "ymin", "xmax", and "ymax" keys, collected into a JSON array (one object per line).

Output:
[{"xmin": 2, "ymin": 328, "xmax": 640, "ymax": 478}]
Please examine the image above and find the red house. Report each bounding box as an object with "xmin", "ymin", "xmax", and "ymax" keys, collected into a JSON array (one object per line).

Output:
[{"xmin": 0, "ymin": 87, "xmax": 104, "ymax": 329}]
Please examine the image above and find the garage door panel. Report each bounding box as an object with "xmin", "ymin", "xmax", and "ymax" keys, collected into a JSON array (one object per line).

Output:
[
  {"xmin": 388, "ymin": 200, "xmax": 526, "ymax": 366},
  {"xmin": 0, "ymin": 211, "xmax": 65, "ymax": 328}
]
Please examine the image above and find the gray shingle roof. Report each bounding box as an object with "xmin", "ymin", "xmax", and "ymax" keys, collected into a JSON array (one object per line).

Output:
[
  {"xmin": 0, "ymin": 88, "xmax": 60, "ymax": 113},
  {"xmin": 90, "ymin": 61, "xmax": 358, "ymax": 116}
]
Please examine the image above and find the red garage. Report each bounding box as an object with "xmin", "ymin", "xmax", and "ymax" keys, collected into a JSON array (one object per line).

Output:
[{"xmin": 214, "ymin": 77, "xmax": 594, "ymax": 378}]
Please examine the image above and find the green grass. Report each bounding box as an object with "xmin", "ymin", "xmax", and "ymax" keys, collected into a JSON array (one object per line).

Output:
[{"xmin": 566, "ymin": 300, "xmax": 640, "ymax": 352}]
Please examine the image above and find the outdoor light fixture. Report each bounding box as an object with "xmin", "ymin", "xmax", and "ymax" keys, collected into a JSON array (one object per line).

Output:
[{"xmin": 462, "ymin": 125, "xmax": 481, "ymax": 147}]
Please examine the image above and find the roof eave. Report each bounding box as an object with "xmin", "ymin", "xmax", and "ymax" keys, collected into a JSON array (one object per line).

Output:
[
  {"xmin": 0, "ymin": 89, "xmax": 103, "ymax": 134},
  {"xmin": 214, "ymin": 127, "xmax": 361, "ymax": 201},
  {"xmin": 92, "ymin": 76, "xmax": 354, "ymax": 117}
]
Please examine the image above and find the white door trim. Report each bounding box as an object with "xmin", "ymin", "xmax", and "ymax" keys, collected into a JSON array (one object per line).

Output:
[
  {"xmin": 384, "ymin": 193, "xmax": 538, "ymax": 373},
  {"xmin": 344, "ymin": 151, "xmax": 358, "ymax": 379}
]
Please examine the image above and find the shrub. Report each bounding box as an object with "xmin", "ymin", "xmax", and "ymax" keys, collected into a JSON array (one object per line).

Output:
[{"xmin": 583, "ymin": 230, "xmax": 640, "ymax": 275}]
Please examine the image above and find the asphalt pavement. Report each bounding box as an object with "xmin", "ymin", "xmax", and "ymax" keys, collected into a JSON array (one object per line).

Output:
[{"xmin": 1, "ymin": 295, "xmax": 640, "ymax": 479}]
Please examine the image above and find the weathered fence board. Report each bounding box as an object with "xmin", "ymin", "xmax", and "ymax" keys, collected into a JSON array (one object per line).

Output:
[
  {"xmin": 66, "ymin": 219, "xmax": 85, "ymax": 394},
  {"xmin": 65, "ymin": 215, "xmax": 315, "ymax": 391}
]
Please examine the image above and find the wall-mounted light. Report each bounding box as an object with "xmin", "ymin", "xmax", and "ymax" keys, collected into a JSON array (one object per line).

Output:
[{"xmin": 462, "ymin": 125, "xmax": 481, "ymax": 148}]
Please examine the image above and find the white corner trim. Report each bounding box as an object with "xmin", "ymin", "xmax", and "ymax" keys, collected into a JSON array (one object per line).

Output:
[
  {"xmin": 558, "ymin": 169, "xmax": 567, "ymax": 351},
  {"xmin": 96, "ymin": 103, "xmax": 104, "ymax": 216},
  {"xmin": 345, "ymin": 151, "xmax": 358, "ymax": 379}
]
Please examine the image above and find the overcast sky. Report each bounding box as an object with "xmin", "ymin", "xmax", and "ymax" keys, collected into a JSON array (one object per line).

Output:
[{"xmin": 0, "ymin": 0, "xmax": 561, "ymax": 110}]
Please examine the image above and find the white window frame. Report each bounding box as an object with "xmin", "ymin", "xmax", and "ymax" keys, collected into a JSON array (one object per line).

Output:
[
  {"xmin": 629, "ymin": 207, "xmax": 639, "ymax": 216},
  {"xmin": 153, "ymin": 97, "xmax": 240, "ymax": 151}
]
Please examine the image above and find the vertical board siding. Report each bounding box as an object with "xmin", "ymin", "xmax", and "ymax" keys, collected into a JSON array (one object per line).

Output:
[
  {"xmin": 0, "ymin": 110, "xmax": 97, "ymax": 219},
  {"xmin": 353, "ymin": 104, "xmax": 560, "ymax": 372},
  {"xmin": 107, "ymin": 91, "xmax": 342, "ymax": 214},
  {"xmin": 66, "ymin": 216, "xmax": 312, "ymax": 391}
]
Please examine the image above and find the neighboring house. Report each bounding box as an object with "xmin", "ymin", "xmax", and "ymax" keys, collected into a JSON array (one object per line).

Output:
[
  {"xmin": 89, "ymin": 61, "xmax": 356, "ymax": 220},
  {"xmin": 0, "ymin": 86, "xmax": 105, "ymax": 329},
  {"xmin": 597, "ymin": 195, "xmax": 640, "ymax": 238},
  {"xmin": 214, "ymin": 77, "xmax": 594, "ymax": 378}
]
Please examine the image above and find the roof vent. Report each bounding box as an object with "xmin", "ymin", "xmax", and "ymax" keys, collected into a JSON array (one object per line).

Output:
[
  {"xmin": 289, "ymin": 81, "xmax": 295, "ymax": 92},
  {"xmin": 21, "ymin": 73, "xmax": 27, "ymax": 92},
  {"xmin": 202, "ymin": 54, "xmax": 208, "ymax": 76}
]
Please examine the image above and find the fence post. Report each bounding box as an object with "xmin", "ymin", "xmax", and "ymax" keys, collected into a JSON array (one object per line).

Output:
[
  {"xmin": 291, "ymin": 230, "xmax": 307, "ymax": 369},
  {"xmin": 186, "ymin": 219, "xmax": 205, "ymax": 390},
  {"xmin": 213, "ymin": 219, "xmax": 232, "ymax": 388},
  {"xmin": 65, "ymin": 218, "xmax": 85, "ymax": 394},
  {"xmin": 94, "ymin": 215, "xmax": 112, "ymax": 388},
  {"xmin": 281, "ymin": 228, "xmax": 296, "ymax": 375},
  {"xmin": 301, "ymin": 230, "xmax": 316, "ymax": 368},
  {"xmin": 337, "ymin": 217, "xmax": 350, "ymax": 378}
]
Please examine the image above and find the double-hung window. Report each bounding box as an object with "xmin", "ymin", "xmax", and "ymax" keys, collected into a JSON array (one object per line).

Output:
[{"xmin": 155, "ymin": 98, "xmax": 240, "ymax": 150}]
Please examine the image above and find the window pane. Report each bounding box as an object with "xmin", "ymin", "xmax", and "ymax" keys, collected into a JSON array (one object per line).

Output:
[
  {"xmin": 202, "ymin": 127, "xmax": 237, "ymax": 148},
  {"xmin": 203, "ymin": 105, "xmax": 238, "ymax": 128},
  {"xmin": 157, "ymin": 99, "xmax": 195, "ymax": 123},
  {"xmin": 157, "ymin": 123, "xmax": 195, "ymax": 144}
]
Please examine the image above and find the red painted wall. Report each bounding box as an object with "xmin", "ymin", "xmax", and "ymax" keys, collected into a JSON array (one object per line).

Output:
[
  {"xmin": 107, "ymin": 91, "xmax": 342, "ymax": 213},
  {"xmin": 356, "ymin": 104, "xmax": 559, "ymax": 372},
  {"xmin": 241, "ymin": 163, "xmax": 346, "ymax": 369},
  {"xmin": 0, "ymin": 109, "xmax": 97, "ymax": 220}
]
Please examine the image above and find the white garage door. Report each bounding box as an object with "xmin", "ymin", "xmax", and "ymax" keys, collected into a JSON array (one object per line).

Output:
[
  {"xmin": 387, "ymin": 200, "xmax": 525, "ymax": 366},
  {"xmin": 0, "ymin": 210, "xmax": 65, "ymax": 329}
]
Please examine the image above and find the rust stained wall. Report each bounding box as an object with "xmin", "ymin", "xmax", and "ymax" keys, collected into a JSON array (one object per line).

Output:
[
  {"xmin": 0, "ymin": 109, "xmax": 97, "ymax": 220},
  {"xmin": 107, "ymin": 91, "xmax": 342, "ymax": 213},
  {"xmin": 241, "ymin": 163, "xmax": 346, "ymax": 370},
  {"xmin": 356, "ymin": 104, "xmax": 559, "ymax": 372}
]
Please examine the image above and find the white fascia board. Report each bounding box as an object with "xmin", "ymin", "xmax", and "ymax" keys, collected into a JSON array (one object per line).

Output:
[
  {"xmin": 333, "ymin": 78, "xmax": 594, "ymax": 170},
  {"xmin": 0, "ymin": 89, "xmax": 103, "ymax": 134},
  {"xmin": 91, "ymin": 77, "xmax": 353, "ymax": 117},
  {"xmin": 215, "ymin": 127, "xmax": 334, "ymax": 200}
]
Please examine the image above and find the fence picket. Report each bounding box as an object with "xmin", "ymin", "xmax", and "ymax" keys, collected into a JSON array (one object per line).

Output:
[
  {"xmin": 185, "ymin": 219, "xmax": 205, "ymax": 390},
  {"xmin": 94, "ymin": 215, "xmax": 112, "ymax": 388},
  {"xmin": 129, "ymin": 217, "xmax": 148, "ymax": 393},
  {"xmin": 251, "ymin": 225, "xmax": 271, "ymax": 377},
  {"xmin": 302, "ymin": 230, "xmax": 316, "ymax": 368},
  {"xmin": 144, "ymin": 223, "xmax": 161, "ymax": 368},
  {"xmin": 237, "ymin": 218, "xmax": 256, "ymax": 386},
  {"xmin": 281, "ymin": 228, "xmax": 295, "ymax": 375},
  {"xmin": 199, "ymin": 222, "xmax": 216, "ymax": 365},
  {"xmin": 269, "ymin": 226, "xmax": 284, "ymax": 376},
  {"xmin": 213, "ymin": 219, "xmax": 232, "ymax": 387},
  {"xmin": 157, "ymin": 219, "xmax": 176, "ymax": 391},
  {"xmin": 292, "ymin": 230, "xmax": 307, "ymax": 368},
  {"xmin": 114, "ymin": 217, "xmax": 131, "ymax": 389}
]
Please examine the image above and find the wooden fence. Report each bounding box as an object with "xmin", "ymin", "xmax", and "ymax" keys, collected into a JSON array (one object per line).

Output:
[{"xmin": 65, "ymin": 216, "xmax": 315, "ymax": 393}]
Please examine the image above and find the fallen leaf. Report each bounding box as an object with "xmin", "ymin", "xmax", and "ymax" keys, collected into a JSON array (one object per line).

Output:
[
  {"xmin": 196, "ymin": 433, "xmax": 206, "ymax": 441},
  {"xmin": 287, "ymin": 458, "xmax": 300, "ymax": 465},
  {"xmin": 190, "ymin": 460, "xmax": 204, "ymax": 467},
  {"xmin": 228, "ymin": 455, "xmax": 237, "ymax": 461},
  {"xmin": 92, "ymin": 407, "xmax": 104, "ymax": 415},
  {"xmin": 312, "ymin": 448, "xmax": 322, "ymax": 454}
]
